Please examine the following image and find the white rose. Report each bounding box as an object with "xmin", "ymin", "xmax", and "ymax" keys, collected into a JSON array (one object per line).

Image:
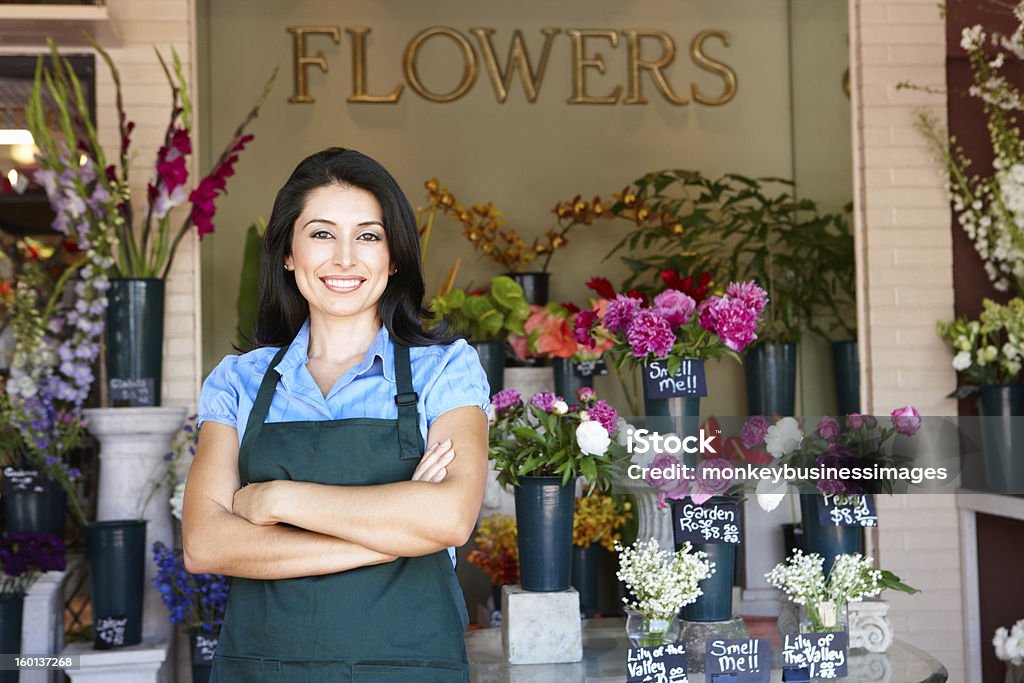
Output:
[
  {"xmin": 1005, "ymin": 633, "xmax": 1024, "ymax": 664},
  {"xmin": 765, "ymin": 417, "xmax": 804, "ymax": 459},
  {"xmin": 576, "ymin": 420, "xmax": 610, "ymax": 456},
  {"xmin": 994, "ymin": 627, "xmax": 1010, "ymax": 661},
  {"xmin": 552, "ymin": 400, "xmax": 569, "ymax": 415},
  {"xmin": 952, "ymin": 350, "xmax": 972, "ymax": 371},
  {"xmin": 756, "ymin": 476, "xmax": 788, "ymax": 512}
]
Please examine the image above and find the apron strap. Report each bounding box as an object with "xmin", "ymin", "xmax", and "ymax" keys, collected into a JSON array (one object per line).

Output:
[
  {"xmin": 239, "ymin": 345, "xmax": 289, "ymax": 468},
  {"xmin": 392, "ymin": 342, "xmax": 424, "ymax": 459}
]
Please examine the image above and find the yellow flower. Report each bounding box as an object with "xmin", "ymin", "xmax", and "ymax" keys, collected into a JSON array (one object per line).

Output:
[
  {"xmin": 466, "ymin": 514, "xmax": 519, "ymax": 586},
  {"xmin": 573, "ymin": 493, "xmax": 633, "ymax": 552}
]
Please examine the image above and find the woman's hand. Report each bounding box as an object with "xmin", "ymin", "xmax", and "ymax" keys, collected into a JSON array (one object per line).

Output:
[
  {"xmin": 232, "ymin": 481, "xmax": 279, "ymax": 526},
  {"xmin": 411, "ymin": 438, "xmax": 455, "ymax": 483}
]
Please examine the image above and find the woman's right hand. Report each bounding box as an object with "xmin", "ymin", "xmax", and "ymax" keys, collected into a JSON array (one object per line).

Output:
[{"xmin": 411, "ymin": 438, "xmax": 455, "ymax": 483}]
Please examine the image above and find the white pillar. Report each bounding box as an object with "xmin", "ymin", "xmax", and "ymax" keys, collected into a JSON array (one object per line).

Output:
[
  {"xmin": 20, "ymin": 558, "xmax": 78, "ymax": 683},
  {"xmin": 82, "ymin": 406, "xmax": 187, "ymax": 683}
]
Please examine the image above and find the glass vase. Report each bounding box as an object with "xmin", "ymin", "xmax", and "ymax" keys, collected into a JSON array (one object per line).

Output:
[
  {"xmin": 624, "ymin": 606, "xmax": 680, "ymax": 648},
  {"xmin": 799, "ymin": 600, "xmax": 848, "ymax": 633}
]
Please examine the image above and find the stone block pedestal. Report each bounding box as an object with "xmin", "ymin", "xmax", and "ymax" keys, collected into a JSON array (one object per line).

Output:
[
  {"xmin": 61, "ymin": 639, "xmax": 168, "ymax": 683},
  {"xmin": 501, "ymin": 585, "xmax": 582, "ymax": 664}
]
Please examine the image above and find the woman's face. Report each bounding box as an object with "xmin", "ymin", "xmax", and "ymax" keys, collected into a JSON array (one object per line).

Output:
[{"xmin": 285, "ymin": 184, "xmax": 393, "ymax": 326}]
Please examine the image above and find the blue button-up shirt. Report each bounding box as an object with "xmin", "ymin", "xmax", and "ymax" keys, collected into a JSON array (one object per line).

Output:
[{"xmin": 198, "ymin": 319, "xmax": 490, "ymax": 565}]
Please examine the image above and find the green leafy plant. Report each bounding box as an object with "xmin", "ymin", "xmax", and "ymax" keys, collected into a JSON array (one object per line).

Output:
[
  {"xmin": 235, "ymin": 218, "xmax": 265, "ymax": 349},
  {"xmin": 601, "ymin": 170, "xmax": 849, "ymax": 344},
  {"xmin": 429, "ymin": 275, "xmax": 529, "ymax": 341},
  {"xmin": 938, "ymin": 297, "xmax": 1024, "ymax": 388}
]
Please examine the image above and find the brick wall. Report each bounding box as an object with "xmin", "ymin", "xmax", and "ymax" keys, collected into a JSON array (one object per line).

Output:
[
  {"xmin": 1, "ymin": 0, "xmax": 202, "ymax": 409},
  {"xmin": 850, "ymin": 0, "xmax": 963, "ymax": 679}
]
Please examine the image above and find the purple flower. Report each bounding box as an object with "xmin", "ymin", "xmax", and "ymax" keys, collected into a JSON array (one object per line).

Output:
[
  {"xmin": 685, "ymin": 458, "xmax": 734, "ymax": 505},
  {"xmin": 725, "ymin": 280, "xmax": 769, "ymax": 315},
  {"xmin": 492, "ymin": 389, "xmax": 523, "ymax": 415},
  {"xmin": 653, "ymin": 289, "xmax": 696, "ymax": 329},
  {"xmin": 626, "ymin": 309, "xmax": 675, "ymax": 358},
  {"xmin": 603, "ymin": 294, "xmax": 642, "ymax": 334},
  {"xmin": 573, "ymin": 309, "xmax": 599, "ymax": 348},
  {"xmin": 530, "ymin": 391, "xmax": 562, "ymax": 413},
  {"xmin": 741, "ymin": 415, "xmax": 770, "ymax": 449},
  {"xmin": 644, "ymin": 453, "xmax": 690, "ymax": 507},
  {"xmin": 587, "ymin": 400, "xmax": 618, "ymax": 435},
  {"xmin": 68, "ymin": 468, "xmax": 81, "ymax": 479},
  {"xmin": 44, "ymin": 456, "xmax": 57, "ymax": 466},
  {"xmin": 891, "ymin": 405, "xmax": 922, "ymax": 436},
  {"xmin": 846, "ymin": 413, "xmax": 877, "ymax": 430},
  {"xmin": 817, "ymin": 416, "xmax": 841, "ymax": 440}
]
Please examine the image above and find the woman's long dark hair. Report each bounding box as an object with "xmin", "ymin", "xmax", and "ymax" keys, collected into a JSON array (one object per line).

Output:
[{"xmin": 253, "ymin": 147, "xmax": 456, "ymax": 348}]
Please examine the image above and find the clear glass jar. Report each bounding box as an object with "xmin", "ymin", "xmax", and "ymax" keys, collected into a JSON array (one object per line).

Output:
[
  {"xmin": 624, "ymin": 606, "xmax": 680, "ymax": 648},
  {"xmin": 799, "ymin": 600, "xmax": 848, "ymax": 633}
]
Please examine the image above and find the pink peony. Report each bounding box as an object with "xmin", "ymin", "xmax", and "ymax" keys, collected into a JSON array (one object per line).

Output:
[
  {"xmin": 626, "ymin": 309, "xmax": 675, "ymax": 358},
  {"xmin": 891, "ymin": 405, "xmax": 922, "ymax": 436},
  {"xmin": 588, "ymin": 400, "xmax": 618, "ymax": 435},
  {"xmin": 576, "ymin": 386, "xmax": 596, "ymax": 402},
  {"xmin": 492, "ymin": 389, "xmax": 522, "ymax": 415},
  {"xmin": 817, "ymin": 416, "xmax": 841, "ymax": 440},
  {"xmin": 653, "ymin": 289, "xmax": 697, "ymax": 328},
  {"xmin": 530, "ymin": 391, "xmax": 563, "ymax": 413},
  {"xmin": 725, "ymin": 280, "xmax": 769, "ymax": 315},
  {"xmin": 707, "ymin": 297, "xmax": 759, "ymax": 352},
  {"xmin": 603, "ymin": 294, "xmax": 642, "ymax": 334},
  {"xmin": 741, "ymin": 415, "xmax": 770, "ymax": 448}
]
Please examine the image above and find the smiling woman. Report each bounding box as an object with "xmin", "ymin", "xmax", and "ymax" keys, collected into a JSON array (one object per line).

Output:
[{"xmin": 182, "ymin": 148, "xmax": 490, "ymax": 683}]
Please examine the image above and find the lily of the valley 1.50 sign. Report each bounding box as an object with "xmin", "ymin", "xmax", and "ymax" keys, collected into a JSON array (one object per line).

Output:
[{"xmin": 285, "ymin": 26, "xmax": 737, "ymax": 105}]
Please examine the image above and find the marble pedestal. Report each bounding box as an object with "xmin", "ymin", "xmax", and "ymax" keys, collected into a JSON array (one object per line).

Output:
[
  {"xmin": 20, "ymin": 559, "xmax": 79, "ymax": 683},
  {"xmin": 501, "ymin": 585, "xmax": 583, "ymax": 664},
  {"xmin": 61, "ymin": 639, "xmax": 168, "ymax": 683},
  {"xmin": 678, "ymin": 616, "xmax": 750, "ymax": 673}
]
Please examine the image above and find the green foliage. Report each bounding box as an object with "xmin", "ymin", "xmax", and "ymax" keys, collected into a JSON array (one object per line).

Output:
[
  {"xmin": 604, "ymin": 170, "xmax": 853, "ymax": 344},
  {"xmin": 938, "ymin": 298, "xmax": 1024, "ymax": 386},
  {"xmin": 429, "ymin": 275, "xmax": 529, "ymax": 341},
  {"xmin": 235, "ymin": 219, "xmax": 265, "ymax": 349}
]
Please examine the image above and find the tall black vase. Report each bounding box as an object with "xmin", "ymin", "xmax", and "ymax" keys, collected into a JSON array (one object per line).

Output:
[
  {"xmin": 0, "ymin": 595, "xmax": 23, "ymax": 683},
  {"xmin": 106, "ymin": 278, "xmax": 165, "ymax": 407},
  {"xmin": 832, "ymin": 340, "xmax": 860, "ymax": 416},
  {"xmin": 507, "ymin": 272, "xmax": 550, "ymax": 306},
  {"xmin": 745, "ymin": 342, "xmax": 797, "ymax": 417},
  {"xmin": 514, "ymin": 476, "xmax": 575, "ymax": 592},
  {"xmin": 679, "ymin": 541, "xmax": 736, "ymax": 622},
  {"xmin": 86, "ymin": 520, "xmax": 147, "ymax": 649},
  {"xmin": 978, "ymin": 384, "xmax": 1024, "ymax": 494},
  {"xmin": 799, "ymin": 495, "xmax": 863, "ymax": 577},
  {"xmin": 570, "ymin": 543, "xmax": 600, "ymax": 618},
  {"xmin": 553, "ymin": 358, "xmax": 593, "ymax": 404},
  {"xmin": 2, "ymin": 472, "xmax": 66, "ymax": 540},
  {"xmin": 470, "ymin": 340, "xmax": 505, "ymax": 395}
]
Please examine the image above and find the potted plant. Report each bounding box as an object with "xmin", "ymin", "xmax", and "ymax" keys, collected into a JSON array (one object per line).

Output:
[
  {"xmin": 0, "ymin": 531, "xmax": 65, "ymax": 680},
  {"xmin": 424, "ymin": 179, "xmax": 607, "ymax": 304},
  {"xmin": 429, "ymin": 275, "xmax": 530, "ymax": 393},
  {"xmin": 27, "ymin": 39, "xmax": 274, "ymax": 406},
  {"xmin": 152, "ymin": 542, "xmax": 229, "ymax": 683},
  {"xmin": 615, "ymin": 538, "xmax": 714, "ymax": 647},
  {"xmin": 766, "ymin": 550, "xmax": 916, "ymax": 635},
  {"xmin": 744, "ymin": 406, "xmax": 922, "ymax": 575},
  {"xmin": 939, "ymin": 299, "xmax": 1024, "ymax": 492},
  {"xmin": 488, "ymin": 387, "xmax": 622, "ymax": 591},
  {"xmin": 571, "ymin": 492, "xmax": 632, "ymax": 617},
  {"xmin": 465, "ymin": 513, "xmax": 519, "ymax": 626},
  {"xmin": 575, "ymin": 273, "xmax": 768, "ymax": 434},
  {"xmin": 599, "ymin": 170, "xmax": 842, "ymax": 417}
]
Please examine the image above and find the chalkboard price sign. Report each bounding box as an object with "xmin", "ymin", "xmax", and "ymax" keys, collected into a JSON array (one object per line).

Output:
[
  {"xmin": 672, "ymin": 499, "xmax": 741, "ymax": 545},
  {"xmin": 782, "ymin": 631, "xmax": 848, "ymax": 679},
  {"xmin": 2, "ymin": 467, "xmax": 46, "ymax": 495},
  {"xmin": 192, "ymin": 634, "xmax": 219, "ymax": 665},
  {"xmin": 574, "ymin": 358, "xmax": 609, "ymax": 377},
  {"xmin": 109, "ymin": 377, "xmax": 156, "ymax": 407},
  {"xmin": 626, "ymin": 643, "xmax": 688, "ymax": 683},
  {"xmin": 94, "ymin": 616, "xmax": 129, "ymax": 649},
  {"xmin": 705, "ymin": 638, "xmax": 770, "ymax": 683},
  {"xmin": 643, "ymin": 359, "xmax": 707, "ymax": 399},
  {"xmin": 817, "ymin": 494, "xmax": 877, "ymax": 527}
]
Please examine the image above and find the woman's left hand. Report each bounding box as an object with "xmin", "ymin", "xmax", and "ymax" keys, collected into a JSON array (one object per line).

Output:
[{"xmin": 233, "ymin": 481, "xmax": 279, "ymax": 526}]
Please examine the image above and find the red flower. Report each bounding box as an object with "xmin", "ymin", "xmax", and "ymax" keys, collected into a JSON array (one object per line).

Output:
[
  {"xmin": 626, "ymin": 288, "xmax": 650, "ymax": 306},
  {"xmin": 62, "ymin": 240, "xmax": 80, "ymax": 254},
  {"xmin": 171, "ymin": 128, "xmax": 191, "ymax": 156},
  {"xmin": 586, "ymin": 277, "xmax": 616, "ymax": 299},
  {"xmin": 189, "ymin": 134, "xmax": 252, "ymax": 239},
  {"xmin": 660, "ymin": 269, "xmax": 712, "ymax": 304},
  {"xmin": 157, "ymin": 155, "xmax": 188, "ymax": 192},
  {"xmin": 561, "ymin": 302, "xmax": 581, "ymax": 315}
]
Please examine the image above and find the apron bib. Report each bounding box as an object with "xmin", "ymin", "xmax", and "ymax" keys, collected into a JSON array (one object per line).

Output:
[{"xmin": 210, "ymin": 343, "xmax": 470, "ymax": 682}]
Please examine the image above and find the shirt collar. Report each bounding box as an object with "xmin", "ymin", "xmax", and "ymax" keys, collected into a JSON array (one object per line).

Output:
[{"xmin": 274, "ymin": 319, "xmax": 395, "ymax": 384}]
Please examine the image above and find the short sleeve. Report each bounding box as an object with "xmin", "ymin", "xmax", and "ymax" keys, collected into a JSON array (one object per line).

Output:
[
  {"xmin": 421, "ymin": 340, "xmax": 491, "ymax": 427},
  {"xmin": 197, "ymin": 355, "xmax": 241, "ymax": 429}
]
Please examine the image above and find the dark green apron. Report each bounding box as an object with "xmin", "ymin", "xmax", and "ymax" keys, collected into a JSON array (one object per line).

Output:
[{"xmin": 211, "ymin": 343, "xmax": 471, "ymax": 682}]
